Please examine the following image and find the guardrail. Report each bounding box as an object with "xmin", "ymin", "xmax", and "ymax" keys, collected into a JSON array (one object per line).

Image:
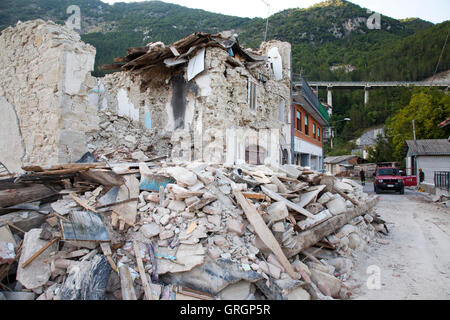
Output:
[{"xmin": 434, "ymin": 171, "xmax": 450, "ymax": 191}]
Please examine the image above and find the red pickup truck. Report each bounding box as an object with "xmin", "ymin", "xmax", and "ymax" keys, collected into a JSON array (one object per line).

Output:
[{"xmin": 373, "ymin": 167, "xmax": 417, "ymax": 195}]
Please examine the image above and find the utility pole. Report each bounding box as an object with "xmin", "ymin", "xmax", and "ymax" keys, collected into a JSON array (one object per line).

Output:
[
  {"xmin": 412, "ymin": 120, "xmax": 417, "ymax": 141},
  {"xmin": 260, "ymin": 0, "xmax": 270, "ymax": 42}
]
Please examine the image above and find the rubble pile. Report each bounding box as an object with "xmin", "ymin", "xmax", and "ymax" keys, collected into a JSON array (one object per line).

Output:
[{"xmin": 0, "ymin": 156, "xmax": 384, "ymax": 300}]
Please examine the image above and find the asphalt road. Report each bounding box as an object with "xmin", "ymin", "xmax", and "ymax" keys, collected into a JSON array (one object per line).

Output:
[{"xmin": 349, "ymin": 182, "xmax": 450, "ymax": 300}]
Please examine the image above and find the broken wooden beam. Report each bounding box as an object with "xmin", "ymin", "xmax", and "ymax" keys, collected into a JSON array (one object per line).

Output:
[
  {"xmin": 233, "ymin": 189, "xmax": 298, "ymax": 280},
  {"xmin": 21, "ymin": 237, "xmax": 60, "ymax": 269},
  {"xmin": 0, "ymin": 184, "xmax": 57, "ymax": 209},
  {"xmin": 261, "ymin": 186, "xmax": 315, "ymax": 219},
  {"xmin": 284, "ymin": 197, "xmax": 379, "ymax": 258},
  {"xmin": 98, "ymin": 63, "xmax": 124, "ymax": 71},
  {"xmin": 70, "ymin": 192, "xmax": 97, "ymax": 213},
  {"xmin": 332, "ymin": 186, "xmax": 360, "ymax": 206},
  {"xmin": 133, "ymin": 241, "xmax": 155, "ymax": 300},
  {"xmin": 119, "ymin": 264, "xmax": 137, "ymax": 300}
]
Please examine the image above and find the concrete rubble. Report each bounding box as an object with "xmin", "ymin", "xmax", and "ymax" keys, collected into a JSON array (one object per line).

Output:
[
  {"xmin": 0, "ymin": 19, "xmax": 388, "ymax": 301},
  {"xmin": 0, "ymin": 156, "xmax": 386, "ymax": 300}
]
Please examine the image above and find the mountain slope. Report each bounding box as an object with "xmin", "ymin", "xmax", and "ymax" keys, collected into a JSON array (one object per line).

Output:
[{"xmin": 0, "ymin": 0, "xmax": 440, "ymax": 79}]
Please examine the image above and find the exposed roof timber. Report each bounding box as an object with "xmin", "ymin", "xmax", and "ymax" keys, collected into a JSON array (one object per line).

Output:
[{"xmin": 100, "ymin": 32, "xmax": 268, "ymax": 73}]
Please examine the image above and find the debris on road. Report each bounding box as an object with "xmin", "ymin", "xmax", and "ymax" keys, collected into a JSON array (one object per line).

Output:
[{"xmin": 0, "ymin": 158, "xmax": 386, "ymax": 300}]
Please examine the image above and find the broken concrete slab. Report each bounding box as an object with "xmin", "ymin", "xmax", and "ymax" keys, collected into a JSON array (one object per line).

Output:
[
  {"xmin": 326, "ymin": 198, "xmax": 347, "ymax": 216},
  {"xmin": 16, "ymin": 229, "xmax": 58, "ymax": 290},
  {"xmin": 267, "ymin": 202, "xmax": 289, "ymax": 223},
  {"xmin": 0, "ymin": 241, "xmax": 15, "ymax": 265},
  {"xmin": 160, "ymin": 258, "xmax": 262, "ymax": 296},
  {"xmin": 141, "ymin": 223, "xmax": 160, "ymax": 239},
  {"xmin": 310, "ymin": 269, "xmax": 342, "ymax": 298},
  {"xmin": 166, "ymin": 167, "xmax": 198, "ymax": 186},
  {"xmin": 0, "ymin": 225, "xmax": 17, "ymax": 248},
  {"xmin": 157, "ymin": 244, "xmax": 205, "ymax": 275},
  {"xmin": 219, "ymin": 281, "xmax": 254, "ymax": 300}
]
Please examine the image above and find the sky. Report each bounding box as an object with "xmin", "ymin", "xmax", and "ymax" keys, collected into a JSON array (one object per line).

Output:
[{"xmin": 100, "ymin": 0, "xmax": 450, "ymax": 24}]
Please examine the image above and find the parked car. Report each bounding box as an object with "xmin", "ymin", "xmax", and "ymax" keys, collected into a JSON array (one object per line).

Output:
[{"xmin": 373, "ymin": 167, "xmax": 417, "ymax": 195}]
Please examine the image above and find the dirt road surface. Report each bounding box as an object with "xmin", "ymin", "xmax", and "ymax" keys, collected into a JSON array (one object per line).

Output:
[{"xmin": 350, "ymin": 184, "xmax": 450, "ymax": 300}]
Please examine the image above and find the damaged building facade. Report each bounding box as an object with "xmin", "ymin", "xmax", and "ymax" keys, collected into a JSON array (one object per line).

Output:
[
  {"xmin": 0, "ymin": 20, "xmax": 98, "ymax": 173},
  {"xmin": 93, "ymin": 32, "xmax": 293, "ymax": 167},
  {"xmin": 0, "ymin": 19, "xmax": 293, "ymax": 173}
]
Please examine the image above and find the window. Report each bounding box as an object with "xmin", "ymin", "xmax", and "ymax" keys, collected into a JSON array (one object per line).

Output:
[
  {"xmin": 305, "ymin": 114, "xmax": 309, "ymax": 135},
  {"xmin": 296, "ymin": 111, "xmax": 302, "ymax": 132},
  {"xmin": 318, "ymin": 128, "xmax": 321, "ymax": 141},
  {"xmin": 278, "ymin": 98, "xmax": 286, "ymax": 123},
  {"xmin": 313, "ymin": 123, "xmax": 316, "ymax": 138},
  {"xmin": 248, "ymin": 80, "xmax": 257, "ymax": 112}
]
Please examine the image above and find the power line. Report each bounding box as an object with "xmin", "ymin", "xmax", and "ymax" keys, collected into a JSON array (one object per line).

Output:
[
  {"xmin": 260, "ymin": 0, "xmax": 270, "ymax": 42},
  {"xmin": 427, "ymin": 28, "xmax": 449, "ymax": 94}
]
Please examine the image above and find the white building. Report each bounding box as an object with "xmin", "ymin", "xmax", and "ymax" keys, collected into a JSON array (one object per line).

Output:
[{"xmin": 406, "ymin": 139, "xmax": 450, "ymax": 186}]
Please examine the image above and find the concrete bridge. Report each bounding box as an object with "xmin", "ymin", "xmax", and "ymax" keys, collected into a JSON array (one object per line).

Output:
[{"xmin": 294, "ymin": 81, "xmax": 450, "ymax": 106}]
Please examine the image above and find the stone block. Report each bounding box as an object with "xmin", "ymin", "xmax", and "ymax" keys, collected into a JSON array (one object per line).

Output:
[
  {"xmin": 0, "ymin": 242, "xmax": 15, "ymax": 265},
  {"xmin": 227, "ymin": 219, "xmax": 245, "ymax": 236}
]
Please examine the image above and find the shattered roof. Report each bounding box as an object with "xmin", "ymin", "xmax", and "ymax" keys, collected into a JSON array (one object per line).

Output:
[
  {"xmin": 100, "ymin": 32, "xmax": 267, "ymax": 73},
  {"xmin": 406, "ymin": 139, "xmax": 450, "ymax": 156},
  {"xmin": 324, "ymin": 155, "xmax": 359, "ymax": 164}
]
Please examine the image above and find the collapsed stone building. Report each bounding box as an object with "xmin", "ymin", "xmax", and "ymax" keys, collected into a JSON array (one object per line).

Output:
[
  {"xmin": 0, "ymin": 20, "xmax": 386, "ymax": 302},
  {"xmin": 0, "ymin": 20, "xmax": 292, "ymax": 173}
]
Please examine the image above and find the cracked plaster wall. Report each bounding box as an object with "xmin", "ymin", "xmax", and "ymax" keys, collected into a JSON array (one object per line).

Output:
[
  {"xmin": 0, "ymin": 20, "xmax": 98, "ymax": 170},
  {"xmin": 89, "ymin": 40, "xmax": 292, "ymax": 165}
]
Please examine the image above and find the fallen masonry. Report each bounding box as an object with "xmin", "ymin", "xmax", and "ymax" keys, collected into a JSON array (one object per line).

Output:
[{"xmin": 0, "ymin": 156, "xmax": 388, "ymax": 300}]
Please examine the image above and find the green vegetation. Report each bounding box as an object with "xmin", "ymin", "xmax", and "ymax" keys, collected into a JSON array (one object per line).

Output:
[
  {"xmin": 387, "ymin": 88, "xmax": 450, "ymax": 161},
  {"xmin": 1, "ymin": 0, "xmax": 448, "ymax": 161}
]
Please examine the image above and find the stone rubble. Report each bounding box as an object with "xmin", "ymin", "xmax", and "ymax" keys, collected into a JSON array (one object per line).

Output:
[{"xmin": 0, "ymin": 158, "xmax": 387, "ymax": 301}]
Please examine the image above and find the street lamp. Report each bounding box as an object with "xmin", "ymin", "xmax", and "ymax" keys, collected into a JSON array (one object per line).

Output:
[{"xmin": 329, "ymin": 118, "xmax": 351, "ymax": 149}]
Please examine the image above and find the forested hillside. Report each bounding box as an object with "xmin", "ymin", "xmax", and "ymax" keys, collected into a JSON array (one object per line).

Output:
[{"xmin": 1, "ymin": 0, "xmax": 448, "ymax": 161}]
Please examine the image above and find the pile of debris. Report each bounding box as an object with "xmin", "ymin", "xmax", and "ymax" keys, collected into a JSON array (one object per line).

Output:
[{"xmin": 0, "ymin": 156, "xmax": 384, "ymax": 300}]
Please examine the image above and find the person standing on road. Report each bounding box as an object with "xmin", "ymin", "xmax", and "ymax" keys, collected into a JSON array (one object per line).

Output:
[
  {"xmin": 419, "ymin": 169, "xmax": 425, "ymax": 183},
  {"xmin": 360, "ymin": 169, "xmax": 366, "ymax": 186}
]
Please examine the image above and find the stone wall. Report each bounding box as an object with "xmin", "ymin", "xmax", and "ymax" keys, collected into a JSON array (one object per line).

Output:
[
  {"xmin": 0, "ymin": 20, "xmax": 97, "ymax": 172},
  {"xmin": 91, "ymin": 40, "xmax": 292, "ymax": 165}
]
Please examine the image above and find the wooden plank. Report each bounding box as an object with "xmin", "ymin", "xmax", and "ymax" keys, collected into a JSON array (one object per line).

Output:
[
  {"xmin": 96, "ymin": 198, "xmax": 139, "ymax": 210},
  {"xmin": 296, "ymin": 185, "xmax": 326, "ymax": 208},
  {"xmin": 261, "ymin": 186, "xmax": 315, "ymax": 219},
  {"xmin": 98, "ymin": 63, "xmax": 124, "ymax": 71},
  {"xmin": 70, "ymin": 193, "xmax": 97, "ymax": 213},
  {"xmin": 242, "ymin": 192, "xmax": 269, "ymax": 201},
  {"xmin": 119, "ymin": 265, "xmax": 137, "ymax": 300},
  {"xmin": 233, "ymin": 189, "xmax": 298, "ymax": 280},
  {"xmin": 284, "ymin": 197, "xmax": 378, "ymax": 258},
  {"xmin": 21, "ymin": 237, "xmax": 60, "ymax": 269},
  {"xmin": 22, "ymin": 163, "xmax": 106, "ymax": 172},
  {"xmin": 79, "ymin": 169, "xmax": 125, "ymax": 187},
  {"xmin": 0, "ymin": 185, "xmax": 57, "ymax": 208},
  {"xmin": 133, "ymin": 241, "xmax": 155, "ymax": 300},
  {"xmin": 332, "ymin": 186, "xmax": 360, "ymax": 206},
  {"xmin": 187, "ymin": 198, "xmax": 217, "ymax": 212}
]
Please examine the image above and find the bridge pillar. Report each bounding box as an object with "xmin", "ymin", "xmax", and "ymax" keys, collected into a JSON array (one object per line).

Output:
[
  {"xmin": 364, "ymin": 87, "xmax": 370, "ymax": 105},
  {"xmin": 327, "ymin": 87, "xmax": 333, "ymax": 106}
]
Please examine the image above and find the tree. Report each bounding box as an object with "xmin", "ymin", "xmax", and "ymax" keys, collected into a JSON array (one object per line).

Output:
[
  {"xmin": 367, "ymin": 134, "xmax": 394, "ymax": 163},
  {"xmin": 387, "ymin": 88, "xmax": 450, "ymax": 161}
]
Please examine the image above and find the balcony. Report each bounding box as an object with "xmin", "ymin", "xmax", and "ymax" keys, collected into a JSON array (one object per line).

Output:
[{"xmin": 300, "ymin": 77, "xmax": 330, "ymax": 123}]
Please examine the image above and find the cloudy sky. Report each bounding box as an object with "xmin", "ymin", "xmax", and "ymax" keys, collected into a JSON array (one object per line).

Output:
[{"xmin": 100, "ymin": 0, "xmax": 450, "ymax": 24}]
